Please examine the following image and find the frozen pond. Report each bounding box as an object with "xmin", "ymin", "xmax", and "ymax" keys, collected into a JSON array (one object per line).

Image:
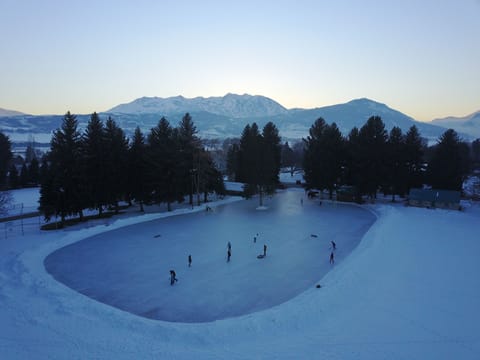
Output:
[{"xmin": 45, "ymin": 189, "xmax": 375, "ymax": 323}]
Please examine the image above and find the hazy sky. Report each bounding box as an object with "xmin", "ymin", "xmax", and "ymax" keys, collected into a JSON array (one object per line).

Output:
[{"xmin": 1, "ymin": 0, "xmax": 479, "ymax": 120}]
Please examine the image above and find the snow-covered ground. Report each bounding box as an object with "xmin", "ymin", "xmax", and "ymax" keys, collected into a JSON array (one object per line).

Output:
[{"xmin": 1, "ymin": 188, "xmax": 479, "ymax": 359}]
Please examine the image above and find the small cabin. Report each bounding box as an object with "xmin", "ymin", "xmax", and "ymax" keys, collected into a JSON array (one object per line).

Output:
[{"xmin": 407, "ymin": 188, "xmax": 461, "ymax": 210}]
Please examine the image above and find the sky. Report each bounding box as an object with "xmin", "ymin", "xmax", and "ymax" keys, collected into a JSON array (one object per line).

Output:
[{"xmin": 1, "ymin": 0, "xmax": 479, "ymax": 121}]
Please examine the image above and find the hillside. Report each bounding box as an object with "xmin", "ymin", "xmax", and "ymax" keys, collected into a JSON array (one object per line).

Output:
[
  {"xmin": 431, "ymin": 111, "xmax": 480, "ymax": 139},
  {"xmin": 0, "ymin": 95, "xmax": 462, "ymax": 143}
]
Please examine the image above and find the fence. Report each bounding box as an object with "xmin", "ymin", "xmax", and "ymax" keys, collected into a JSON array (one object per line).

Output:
[{"xmin": 0, "ymin": 203, "xmax": 43, "ymax": 239}]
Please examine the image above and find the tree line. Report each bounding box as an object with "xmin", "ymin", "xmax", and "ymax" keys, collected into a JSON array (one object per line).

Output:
[
  {"xmin": 37, "ymin": 112, "xmax": 224, "ymax": 225},
  {"xmin": 300, "ymin": 116, "xmax": 472, "ymax": 202},
  {"xmin": 1, "ymin": 112, "xmax": 478, "ymax": 219}
]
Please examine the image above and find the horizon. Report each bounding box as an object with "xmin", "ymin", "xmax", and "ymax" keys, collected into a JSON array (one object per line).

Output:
[{"xmin": 1, "ymin": 0, "xmax": 479, "ymax": 121}]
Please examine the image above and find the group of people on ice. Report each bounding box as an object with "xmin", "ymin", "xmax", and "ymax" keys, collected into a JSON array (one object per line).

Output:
[
  {"xmin": 169, "ymin": 237, "xmax": 269, "ymax": 286},
  {"xmin": 170, "ymin": 237, "xmax": 337, "ymax": 286}
]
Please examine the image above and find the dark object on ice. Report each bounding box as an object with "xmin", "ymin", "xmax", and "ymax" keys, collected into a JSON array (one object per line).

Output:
[
  {"xmin": 154, "ymin": 234, "xmax": 161, "ymax": 238},
  {"xmin": 329, "ymin": 252, "xmax": 334, "ymax": 264},
  {"xmin": 170, "ymin": 270, "xmax": 178, "ymax": 285},
  {"xmin": 331, "ymin": 240, "xmax": 336, "ymax": 250},
  {"xmin": 257, "ymin": 254, "xmax": 265, "ymax": 259},
  {"xmin": 316, "ymin": 284, "xmax": 321, "ymax": 288},
  {"xmin": 307, "ymin": 190, "xmax": 319, "ymax": 198},
  {"xmin": 311, "ymin": 234, "xmax": 318, "ymax": 238},
  {"xmin": 188, "ymin": 254, "xmax": 192, "ymax": 267},
  {"xmin": 227, "ymin": 249, "xmax": 231, "ymax": 262},
  {"xmin": 263, "ymin": 244, "xmax": 267, "ymax": 257}
]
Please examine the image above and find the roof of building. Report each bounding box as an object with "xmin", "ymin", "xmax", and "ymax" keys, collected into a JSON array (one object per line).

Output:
[{"xmin": 408, "ymin": 188, "xmax": 461, "ymax": 203}]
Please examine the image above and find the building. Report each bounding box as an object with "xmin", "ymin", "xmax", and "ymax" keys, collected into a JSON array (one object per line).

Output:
[{"xmin": 407, "ymin": 188, "xmax": 461, "ymax": 210}]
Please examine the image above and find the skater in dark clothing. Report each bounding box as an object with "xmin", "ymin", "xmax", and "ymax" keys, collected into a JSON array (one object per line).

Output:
[
  {"xmin": 263, "ymin": 244, "xmax": 267, "ymax": 257},
  {"xmin": 227, "ymin": 241, "xmax": 232, "ymax": 251},
  {"xmin": 188, "ymin": 255, "xmax": 192, "ymax": 267},
  {"xmin": 170, "ymin": 270, "xmax": 178, "ymax": 285},
  {"xmin": 329, "ymin": 252, "xmax": 334, "ymax": 264},
  {"xmin": 227, "ymin": 249, "xmax": 231, "ymax": 262},
  {"xmin": 331, "ymin": 241, "xmax": 336, "ymax": 251}
]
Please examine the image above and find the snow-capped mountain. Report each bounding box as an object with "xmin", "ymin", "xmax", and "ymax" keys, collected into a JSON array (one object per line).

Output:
[
  {"xmin": 109, "ymin": 93, "xmax": 288, "ymax": 118},
  {"xmin": 0, "ymin": 95, "xmax": 468, "ymax": 144},
  {"xmin": 430, "ymin": 111, "xmax": 480, "ymax": 139},
  {"xmin": 0, "ymin": 107, "xmax": 27, "ymax": 117}
]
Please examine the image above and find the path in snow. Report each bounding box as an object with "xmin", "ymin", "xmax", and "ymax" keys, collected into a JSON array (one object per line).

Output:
[{"xmin": 45, "ymin": 189, "xmax": 375, "ymax": 322}]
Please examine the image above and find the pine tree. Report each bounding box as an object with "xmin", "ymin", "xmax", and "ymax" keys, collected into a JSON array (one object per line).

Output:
[
  {"xmin": 238, "ymin": 123, "xmax": 263, "ymax": 200},
  {"xmin": 321, "ymin": 123, "xmax": 345, "ymax": 198},
  {"xmin": 82, "ymin": 112, "xmax": 107, "ymax": 215},
  {"xmin": 128, "ymin": 127, "xmax": 148, "ymax": 211},
  {"xmin": 357, "ymin": 116, "xmax": 388, "ymax": 200},
  {"xmin": 8, "ymin": 164, "xmax": 19, "ymax": 189},
  {"xmin": 39, "ymin": 111, "xmax": 84, "ymax": 224},
  {"xmin": 226, "ymin": 143, "xmax": 240, "ymax": 181},
  {"xmin": 303, "ymin": 118, "xmax": 327, "ymax": 192},
  {"xmin": 177, "ymin": 113, "xmax": 200, "ymax": 205},
  {"xmin": 28, "ymin": 157, "xmax": 40, "ymax": 185},
  {"xmin": 428, "ymin": 129, "xmax": 470, "ymax": 190},
  {"xmin": 103, "ymin": 116, "xmax": 129, "ymax": 213},
  {"xmin": 20, "ymin": 162, "xmax": 29, "ymax": 188},
  {"xmin": 404, "ymin": 125, "xmax": 425, "ymax": 192},
  {"xmin": 147, "ymin": 117, "xmax": 181, "ymax": 211},
  {"xmin": 0, "ymin": 132, "xmax": 12, "ymax": 188},
  {"xmin": 261, "ymin": 122, "xmax": 281, "ymax": 196},
  {"xmin": 281, "ymin": 142, "xmax": 295, "ymax": 175},
  {"xmin": 385, "ymin": 126, "xmax": 406, "ymax": 201},
  {"xmin": 345, "ymin": 127, "xmax": 362, "ymax": 202}
]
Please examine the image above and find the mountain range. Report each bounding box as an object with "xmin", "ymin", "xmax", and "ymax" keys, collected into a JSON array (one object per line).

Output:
[
  {"xmin": 431, "ymin": 111, "xmax": 480, "ymax": 138},
  {"xmin": 1, "ymin": 94, "xmax": 478, "ymax": 145}
]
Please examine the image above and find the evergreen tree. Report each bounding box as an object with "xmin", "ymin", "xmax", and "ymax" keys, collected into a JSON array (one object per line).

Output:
[
  {"xmin": 303, "ymin": 118, "xmax": 327, "ymax": 192},
  {"xmin": 303, "ymin": 119, "xmax": 345, "ymax": 199},
  {"xmin": 202, "ymin": 150, "xmax": 226, "ymax": 201},
  {"xmin": 177, "ymin": 113, "xmax": 201, "ymax": 205},
  {"xmin": 404, "ymin": 125, "xmax": 425, "ymax": 191},
  {"xmin": 39, "ymin": 157, "xmax": 55, "ymax": 220},
  {"xmin": 471, "ymin": 138, "xmax": 480, "ymax": 167},
  {"xmin": 236, "ymin": 122, "xmax": 280, "ymax": 206},
  {"xmin": 0, "ymin": 132, "xmax": 12, "ymax": 188},
  {"xmin": 281, "ymin": 141, "xmax": 295, "ymax": 175},
  {"xmin": 226, "ymin": 143, "xmax": 240, "ymax": 181},
  {"xmin": 28, "ymin": 157, "xmax": 40, "ymax": 185},
  {"xmin": 428, "ymin": 129, "xmax": 470, "ymax": 191},
  {"xmin": 321, "ymin": 123, "xmax": 345, "ymax": 198},
  {"xmin": 261, "ymin": 122, "xmax": 281, "ymax": 195},
  {"xmin": 385, "ymin": 126, "xmax": 406, "ymax": 201},
  {"xmin": 147, "ymin": 117, "xmax": 181, "ymax": 211},
  {"xmin": 128, "ymin": 126, "xmax": 148, "ymax": 211},
  {"xmin": 103, "ymin": 116, "xmax": 129, "ymax": 213},
  {"xmin": 39, "ymin": 111, "xmax": 84, "ymax": 224},
  {"xmin": 20, "ymin": 162, "xmax": 29, "ymax": 187},
  {"xmin": 238, "ymin": 123, "xmax": 263, "ymax": 200},
  {"xmin": 345, "ymin": 127, "xmax": 362, "ymax": 202},
  {"xmin": 8, "ymin": 164, "xmax": 19, "ymax": 189},
  {"xmin": 82, "ymin": 112, "xmax": 107, "ymax": 215},
  {"xmin": 357, "ymin": 116, "xmax": 388, "ymax": 199}
]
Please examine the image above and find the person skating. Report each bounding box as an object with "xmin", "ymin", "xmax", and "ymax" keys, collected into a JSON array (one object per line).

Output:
[
  {"xmin": 263, "ymin": 244, "xmax": 267, "ymax": 257},
  {"xmin": 329, "ymin": 252, "xmax": 334, "ymax": 264},
  {"xmin": 170, "ymin": 270, "xmax": 178, "ymax": 285},
  {"xmin": 227, "ymin": 248, "xmax": 231, "ymax": 262},
  {"xmin": 188, "ymin": 254, "xmax": 192, "ymax": 267}
]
